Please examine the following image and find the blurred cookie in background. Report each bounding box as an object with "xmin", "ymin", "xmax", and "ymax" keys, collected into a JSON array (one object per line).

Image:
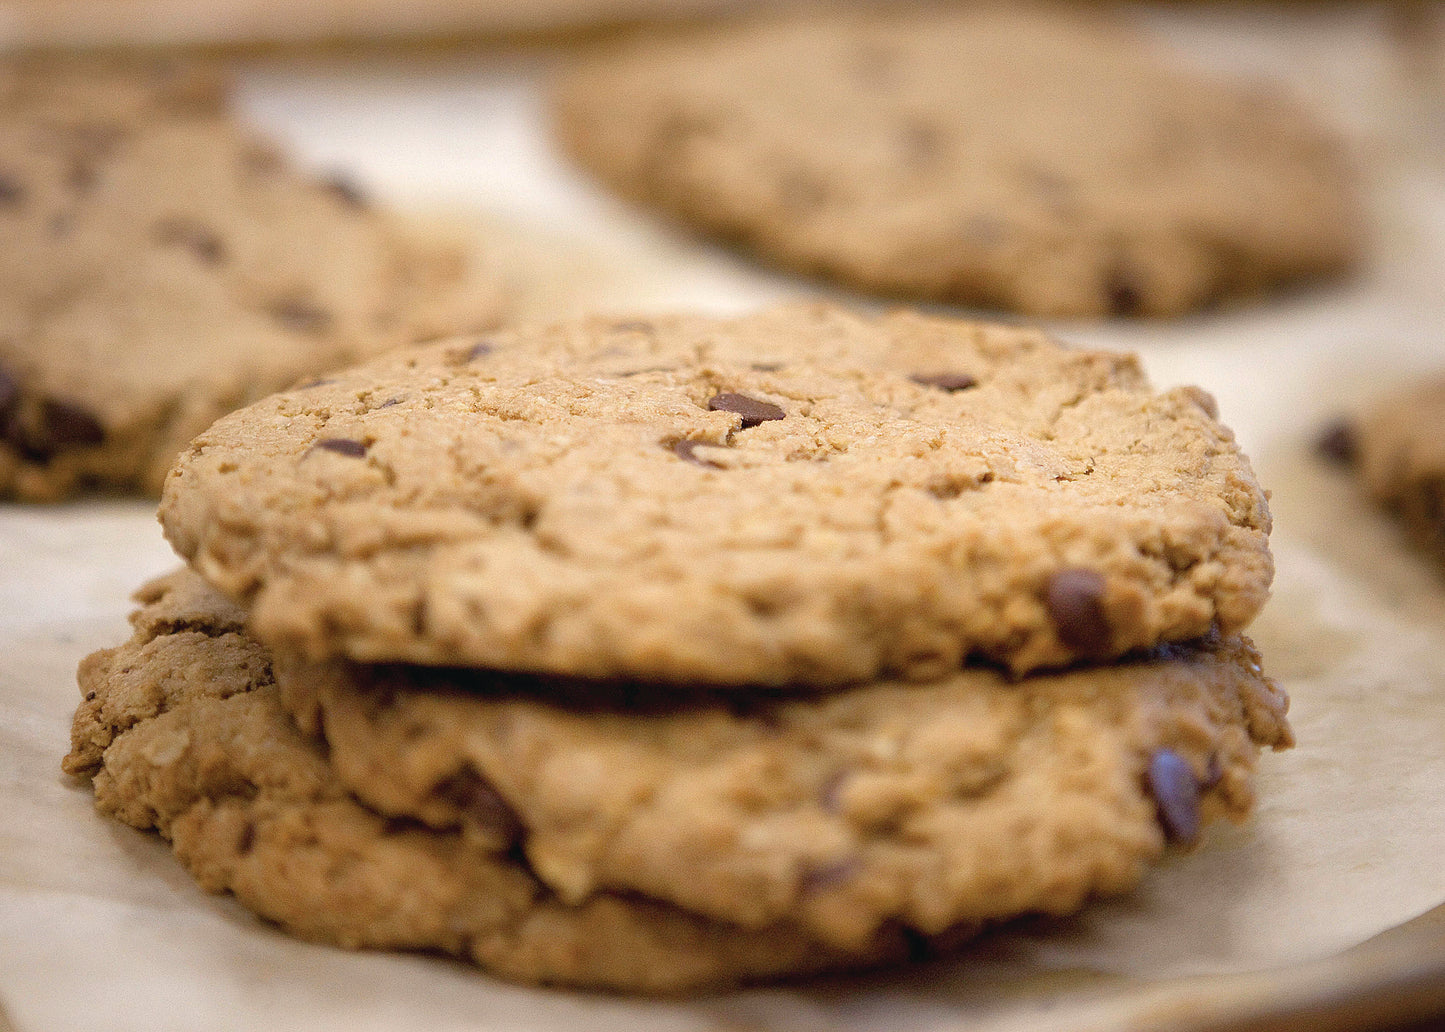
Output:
[
  {"xmin": 551, "ymin": 4, "xmax": 1364, "ymax": 319},
  {"xmin": 0, "ymin": 55, "xmax": 504, "ymax": 502},
  {"xmin": 1317, "ymin": 375, "xmax": 1445, "ymax": 571}
]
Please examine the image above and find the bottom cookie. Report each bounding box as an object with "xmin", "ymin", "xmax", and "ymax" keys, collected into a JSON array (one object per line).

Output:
[{"xmin": 65, "ymin": 570, "xmax": 1291, "ymax": 992}]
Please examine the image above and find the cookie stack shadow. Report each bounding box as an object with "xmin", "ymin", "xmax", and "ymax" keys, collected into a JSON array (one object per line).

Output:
[{"xmin": 63, "ymin": 303, "xmax": 1293, "ymax": 993}]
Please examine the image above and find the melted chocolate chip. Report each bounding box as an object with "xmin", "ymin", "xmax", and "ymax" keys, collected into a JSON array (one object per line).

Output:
[
  {"xmin": 1043, "ymin": 568, "xmax": 1112, "ymax": 656},
  {"xmin": 708, "ymin": 392, "xmax": 785, "ymax": 428},
  {"xmin": 322, "ymin": 174, "xmax": 367, "ymax": 210},
  {"xmin": 910, "ymin": 372, "xmax": 977, "ymax": 392},
  {"xmin": 1146, "ymin": 748, "xmax": 1202, "ymax": 845},
  {"xmin": 0, "ymin": 173, "xmax": 23, "ymax": 207},
  {"xmin": 236, "ymin": 821, "xmax": 256, "ymax": 856},
  {"xmin": 1106, "ymin": 268, "xmax": 1143, "ymax": 317},
  {"xmin": 798, "ymin": 857, "xmax": 860, "ymax": 897},
  {"xmin": 67, "ymin": 157, "xmax": 97, "ymax": 193},
  {"xmin": 433, "ymin": 768, "xmax": 522, "ymax": 843},
  {"xmin": 0, "ymin": 363, "xmax": 18, "ymax": 419},
  {"xmin": 1314, "ymin": 418, "xmax": 1359, "ymax": 466},
  {"xmin": 270, "ymin": 298, "xmax": 332, "ymax": 335},
  {"xmin": 36, "ymin": 399, "xmax": 105, "ymax": 451},
  {"xmin": 313, "ymin": 437, "xmax": 367, "ymax": 458},
  {"xmin": 154, "ymin": 217, "xmax": 225, "ymax": 264},
  {"xmin": 672, "ymin": 439, "xmax": 723, "ymax": 468}
]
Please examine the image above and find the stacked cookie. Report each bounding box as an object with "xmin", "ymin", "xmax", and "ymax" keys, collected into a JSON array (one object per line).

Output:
[{"xmin": 65, "ymin": 304, "xmax": 1292, "ymax": 992}]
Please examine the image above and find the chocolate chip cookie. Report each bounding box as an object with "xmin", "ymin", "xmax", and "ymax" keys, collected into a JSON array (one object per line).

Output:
[
  {"xmin": 65, "ymin": 569, "xmax": 1291, "ymax": 988},
  {"xmin": 552, "ymin": 6, "xmax": 1361, "ymax": 317},
  {"xmin": 63, "ymin": 571, "xmax": 905, "ymax": 992},
  {"xmin": 161, "ymin": 304, "xmax": 1274, "ymax": 684},
  {"xmin": 1318, "ymin": 376, "xmax": 1445, "ymax": 568},
  {"xmin": 0, "ymin": 55, "xmax": 503, "ymax": 502}
]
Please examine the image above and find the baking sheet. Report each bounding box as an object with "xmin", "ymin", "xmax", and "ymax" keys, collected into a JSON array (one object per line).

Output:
[{"xmin": 4, "ymin": 5, "xmax": 1445, "ymax": 1030}]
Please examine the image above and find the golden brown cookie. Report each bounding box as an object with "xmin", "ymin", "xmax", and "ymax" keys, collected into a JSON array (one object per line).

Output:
[
  {"xmin": 0, "ymin": 55, "xmax": 503, "ymax": 502},
  {"xmin": 161, "ymin": 304, "xmax": 1274, "ymax": 684},
  {"xmin": 552, "ymin": 6, "xmax": 1361, "ymax": 317},
  {"xmin": 66, "ymin": 569, "xmax": 1291, "ymax": 989}
]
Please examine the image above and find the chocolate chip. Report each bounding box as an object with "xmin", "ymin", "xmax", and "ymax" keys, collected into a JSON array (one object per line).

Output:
[
  {"xmin": 433, "ymin": 768, "xmax": 521, "ymax": 844},
  {"xmin": 609, "ymin": 320, "xmax": 654, "ymax": 334},
  {"xmin": 1314, "ymin": 418, "xmax": 1358, "ymax": 466},
  {"xmin": 236, "ymin": 821, "xmax": 256, "ymax": 856},
  {"xmin": 312, "ymin": 438, "xmax": 367, "ymax": 458},
  {"xmin": 270, "ymin": 298, "xmax": 332, "ymax": 335},
  {"xmin": 672, "ymin": 439, "xmax": 723, "ymax": 468},
  {"xmin": 798, "ymin": 857, "xmax": 860, "ymax": 896},
  {"xmin": 0, "ymin": 173, "xmax": 23, "ymax": 207},
  {"xmin": 1043, "ymin": 568, "xmax": 1112, "ymax": 656},
  {"xmin": 154, "ymin": 217, "xmax": 225, "ymax": 265},
  {"xmin": 67, "ymin": 157, "xmax": 97, "ymax": 193},
  {"xmin": 708, "ymin": 392, "xmax": 785, "ymax": 428},
  {"xmin": 0, "ymin": 363, "xmax": 18, "ymax": 420},
  {"xmin": 1146, "ymin": 748, "xmax": 1202, "ymax": 845},
  {"xmin": 322, "ymin": 174, "xmax": 367, "ymax": 210},
  {"xmin": 1106, "ymin": 268, "xmax": 1144, "ymax": 317},
  {"xmin": 37, "ymin": 399, "xmax": 105, "ymax": 451},
  {"xmin": 462, "ymin": 341, "xmax": 494, "ymax": 362},
  {"xmin": 910, "ymin": 372, "xmax": 977, "ymax": 392},
  {"xmin": 899, "ymin": 120, "xmax": 944, "ymax": 170}
]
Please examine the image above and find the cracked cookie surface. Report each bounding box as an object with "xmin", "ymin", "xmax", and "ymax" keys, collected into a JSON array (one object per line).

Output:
[
  {"xmin": 552, "ymin": 6, "xmax": 1361, "ymax": 317},
  {"xmin": 161, "ymin": 304, "xmax": 1274, "ymax": 684},
  {"xmin": 64, "ymin": 570, "xmax": 909, "ymax": 993},
  {"xmin": 0, "ymin": 55, "xmax": 503, "ymax": 501}
]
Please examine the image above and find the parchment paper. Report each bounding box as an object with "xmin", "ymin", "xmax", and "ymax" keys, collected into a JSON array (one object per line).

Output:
[{"xmin": 3, "ymin": 6, "xmax": 1445, "ymax": 1030}]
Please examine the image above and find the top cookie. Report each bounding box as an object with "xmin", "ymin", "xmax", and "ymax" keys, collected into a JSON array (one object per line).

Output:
[
  {"xmin": 552, "ymin": 6, "xmax": 1361, "ymax": 318},
  {"xmin": 0, "ymin": 55, "xmax": 503, "ymax": 502},
  {"xmin": 161, "ymin": 304, "xmax": 1272, "ymax": 685}
]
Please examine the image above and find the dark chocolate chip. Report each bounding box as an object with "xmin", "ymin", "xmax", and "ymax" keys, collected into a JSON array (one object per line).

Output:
[
  {"xmin": 322, "ymin": 174, "xmax": 367, "ymax": 210},
  {"xmin": 0, "ymin": 172, "xmax": 23, "ymax": 207},
  {"xmin": 798, "ymin": 857, "xmax": 860, "ymax": 897},
  {"xmin": 910, "ymin": 372, "xmax": 977, "ymax": 392},
  {"xmin": 154, "ymin": 217, "xmax": 225, "ymax": 265},
  {"xmin": 1106, "ymin": 268, "xmax": 1144, "ymax": 317},
  {"xmin": 236, "ymin": 821, "xmax": 256, "ymax": 856},
  {"xmin": 37, "ymin": 399, "xmax": 105, "ymax": 450},
  {"xmin": 67, "ymin": 158, "xmax": 97, "ymax": 193},
  {"xmin": 0, "ymin": 363, "xmax": 18, "ymax": 420},
  {"xmin": 1146, "ymin": 748, "xmax": 1202, "ymax": 845},
  {"xmin": 313, "ymin": 437, "xmax": 367, "ymax": 458},
  {"xmin": 433, "ymin": 768, "xmax": 522, "ymax": 844},
  {"xmin": 899, "ymin": 120, "xmax": 944, "ymax": 169},
  {"xmin": 707, "ymin": 392, "xmax": 785, "ymax": 428},
  {"xmin": 1314, "ymin": 418, "xmax": 1358, "ymax": 466},
  {"xmin": 270, "ymin": 298, "xmax": 332, "ymax": 335},
  {"xmin": 464, "ymin": 341, "xmax": 494, "ymax": 361},
  {"xmin": 1043, "ymin": 568, "xmax": 1112, "ymax": 656},
  {"xmin": 672, "ymin": 439, "xmax": 723, "ymax": 468}
]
